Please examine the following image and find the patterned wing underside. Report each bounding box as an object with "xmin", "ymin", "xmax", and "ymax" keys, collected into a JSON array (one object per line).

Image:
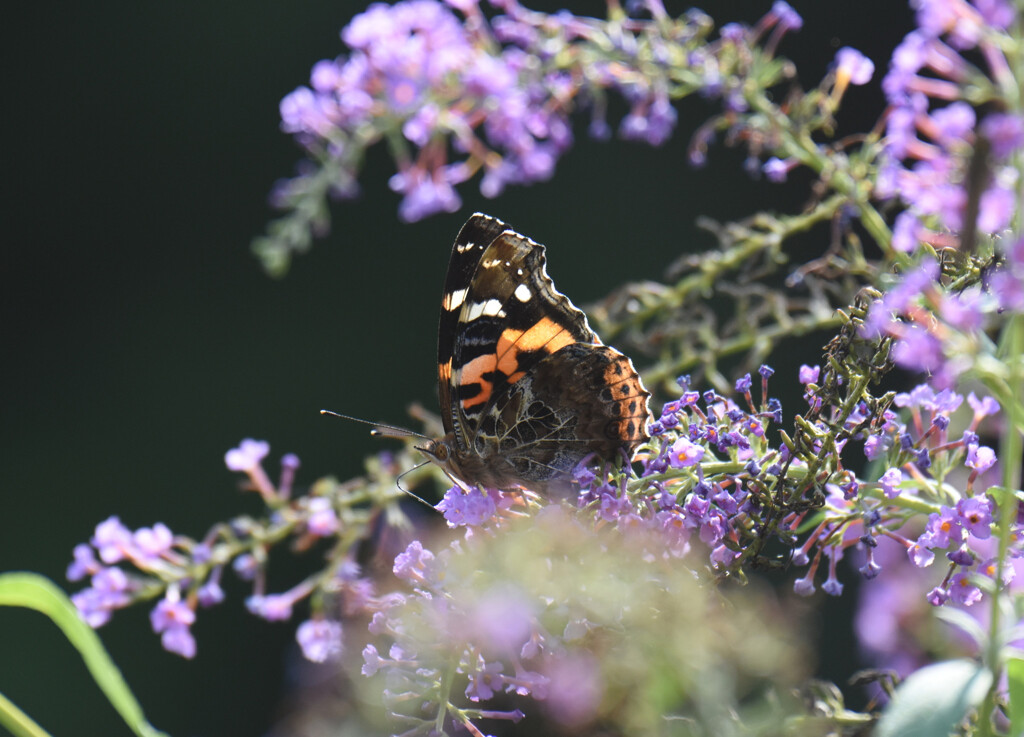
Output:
[
  {"xmin": 447, "ymin": 229, "xmax": 599, "ymax": 451},
  {"xmin": 462, "ymin": 343, "xmax": 650, "ymax": 493}
]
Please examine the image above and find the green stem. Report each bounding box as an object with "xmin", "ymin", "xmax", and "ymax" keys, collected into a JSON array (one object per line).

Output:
[{"xmin": 979, "ymin": 314, "xmax": 1024, "ymax": 737}]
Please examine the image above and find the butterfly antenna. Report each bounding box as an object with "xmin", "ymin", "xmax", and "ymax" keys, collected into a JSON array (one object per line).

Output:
[{"xmin": 319, "ymin": 409, "xmax": 430, "ymax": 440}]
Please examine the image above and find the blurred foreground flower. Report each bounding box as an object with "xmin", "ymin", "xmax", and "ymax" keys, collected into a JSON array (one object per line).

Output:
[{"xmin": 358, "ymin": 507, "xmax": 811, "ymax": 735}]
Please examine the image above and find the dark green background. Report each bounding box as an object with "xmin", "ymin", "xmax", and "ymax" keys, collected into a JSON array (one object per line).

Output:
[{"xmin": 4, "ymin": 2, "xmax": 909, "ymax": 735}]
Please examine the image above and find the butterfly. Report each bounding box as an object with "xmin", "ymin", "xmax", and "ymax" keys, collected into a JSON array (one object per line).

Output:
[{"xmin": 416, "ymin": 213, "xmax": 651, "ymax": 496}]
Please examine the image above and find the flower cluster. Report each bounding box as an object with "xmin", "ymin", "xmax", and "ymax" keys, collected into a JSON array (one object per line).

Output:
[
  {"xmin": 431, "ymin": 358, "xmax": 1013, "ymax": 608},
  {"xmin": 65, "ymin": 439, "xmax": 396, "ymax": 661},
  {"xmin": 877, "ymin": 0, "xmax": 1022, "ymax": 251},
  {"xmin": 256, "ymin": 0, "xmax": 833, "ymax": 273},
  {"xmin": 791, "ymin": 382, "xmax": 1013, "ymax": 602},
  {"xmin": 360, "ymin": 507, "xmax": 809, "ymax": 736}
]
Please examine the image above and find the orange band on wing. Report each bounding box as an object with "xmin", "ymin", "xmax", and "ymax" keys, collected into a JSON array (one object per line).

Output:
[
  {"xmin": 459, "ymin": 354, "xmax": 497, "ymax": 409},
  {"xmin": 498, "ymin": 317, "xmax": 574, "ymax": 363},
  {"xmin": 459, "ymin": 318, "xmax": 576, "ymax": 411}
]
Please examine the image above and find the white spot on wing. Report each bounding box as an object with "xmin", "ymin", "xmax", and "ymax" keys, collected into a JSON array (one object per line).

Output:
[
  {"xmin": 514, "ymin": 283, "xmax": 531, "ymax": 302},
  {"xmin": 466, "ymin": 299, "xmax": 505, "ymax": 321},
  {"xmin": 443, "ymin": 288, "xmax": 468, "ymax": 311}
]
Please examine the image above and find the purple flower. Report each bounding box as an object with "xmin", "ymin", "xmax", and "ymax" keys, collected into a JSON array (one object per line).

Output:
[
  {"xmin": 891, "ymin": 211, "xmax": 921, "ymax": 253},
  {"xmin": 391, "ymin": 168, "xmax": 462, "ymax": 222},
  {"xmin": 657, "ymin": 510, "xmax": 691, "ymax": 557},
  {"xmin": 246, "ymin": 593, "xmax": 294, "ymax": 621},
  {"xmin": 735, "ymin": 373, "xmax": 752, "ymax": 393},
  {"xmin": 224, "ymin": 438, "xmax": 270, "ymax": 472},
  {"xmin": 879, "ymin": 468, "xmax": 903, "ymax": 499},
  {"xmin": 927, "ymin": 585, "xmax": 950, "ymax": 606},
  {"xmin": 798, "ymin": 365, "xmax": 820, "ymax": 385},
  {"xmin": 864, "ymin": 434, "xmax": 890, "ymax": 461},
  {"xmin": 967, "ymin": 392, "xmax": 1000, "ymax": 421},
  {"xmin": 762, "ymin": 157, "xmax": 793, "ymax": 182},
  {"xmin": 91, "ymin": 516, "xmax": 134, "ymax": 564},
  {"xmin": 973, "ymin": 0, "xmax": 1016, "ymax": 29},
  {"xmin": 698, "ymin": 508, "xmax": 727, "ymax": 546},
  {"xmin": 198, "ymin": 580, "xmax": 225, "ymax": 608},
  {"xmin": 309, "ymin": 59, "xmax": 341, "ymax": 92},
  {"xmin": 232, "ymin": 553, "xmax": 259, "ymax": 581},
  {"xmin": 160, "ymin": 626, "xmax": 197, "ymax": 659},
  {"xmin": 925, "ymin": 387, "xmax": 963, "ymax": 414},
  {"xmin": 822, "ymin": 574, "xmax": 844, "ymax": 596},
  {"xmin": 296, "ymin": 619, "xmax": 344, "ymax": 663},
  {"xmin": 835, "ymin": 47, "xmax": 874, "ymax": 86},
  {"xmin": 948, "ymin": 571, "xmax": 982, "ymax": 606},
  {"xmin": 769, "ymin": 1, "xmax": 803, "ymax": 31},
  {"xmin": 978, "ymin": 556, "xmax": 1015, "ymax": 586},
  {"xmin": 133, "ymin": 523, "xmax": 173, "ymax": 564},
  {"xmin": 929, "ymin": 101, "xmax": 975, "ymax": 144},
  {"xmin": 965, "ymin": 444, "xmax": 997, "ymax": 473},
  {"xmin": 939, "ymin": 289, "xmax": 984, "ymax": 331},
  {"xmin": 361, "ymin": 643, "xmax": 386, "ymax": 676},
  {"xmin": 72, "ymin": 568, "xmax": 132, "ymax": 628},
  {"xmin": 793, "ymin": 573, "xmax": 816, "ymax": 596},
  {"xmin": 859, "ymin": 553, "xmax": 882, "ymax": 579},
  {"xmin": 667, "ymin": 437, "xmax": 705, "ymax": 468},
  {"xmin": 957, "ymin": 496, "xmax": 993, "ymax": 539},
  {"xmin": 978, "ymin": 185, "xmax": 1015, "ymax": 233},
  {"xmin": 891, "ymin": 326, "xmax": 944, "ymax": 373},
  {"xmin": 908, "ymin": 541, "xmax": 935, "ymax": 567},
  {"xmin": 710, "ymin": 543, "xmax": 739, "ymax": 569},
  {"xmin": 991, "ymin": 270, "xmax": 1024, "ymax": 311},
  {"xmin": 279, "ymin": 87, "xmax": 334, "ymax": 137},
  {"xmin": 150, "ymin": 596, "xmax": 197, "ymax": 659},
  {"xmin": 920, "ymin": 505, "xmax": 963, "ymax": 549},
  {"xmin": 465, "ymin": 656, "xmax": 505, "ymax": 701},
  {"xmin": 981, "ymin": 112, "xmax": 1024, "ymax": 159},
  {"xmin": 393, "ymin": 540, "xmax": 436, "ymax": 584},
  {"xmin": 67, "ymin": 543, "xmax": 99, "ymax": 582},
  {"xmin": 436, "ymin": 485, "xmax": 497, "ymax": 527},
  {"xmin": 947, "ymin": 546, "xmax": 974, "ymax": 566},
  {"xmin": 151, "ymin": 596, "xmax": 196, "ymax": 632},
  {"xmin": 599, "ymin": 490, "xmax": 631, "ymax": 522},
  {"xmin": 306, "ymin": 497, "xmax": 340, "ymax": 536},
  {"xmin": 278, "ymin": 453, "xmax": 301, "ymax": 498}
]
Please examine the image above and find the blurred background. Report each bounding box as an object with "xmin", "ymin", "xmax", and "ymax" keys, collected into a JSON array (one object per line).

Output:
[{"xmin": 3, "ymin": 1, "xmax": 911, "ymax": 735}]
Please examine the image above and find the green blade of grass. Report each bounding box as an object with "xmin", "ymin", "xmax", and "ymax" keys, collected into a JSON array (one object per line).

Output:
[{"xmin": 0, "ymin": 572, "xmax": 168, "ymax": 737}]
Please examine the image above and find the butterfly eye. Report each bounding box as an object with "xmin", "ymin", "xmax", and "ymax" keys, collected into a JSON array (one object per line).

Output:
[{"xmin": 416, "ymin": 440, "xmax": 449, "ymax": 462}]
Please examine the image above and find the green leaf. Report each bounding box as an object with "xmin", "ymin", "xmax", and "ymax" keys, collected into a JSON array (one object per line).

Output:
[
  {"xmin": 934, "ymin": 606, "xmax": 988, "ymax": 652},
  {"xmin": 1008, "ymin": 658, "xmax": 1024, "ymax": 737},
  {"xmin": 875, "ymin": 659, "xmax": 992, "ymax": 737},
  {"xmin": 0, "ymin": 572, "xmax": 169, "ymax": 737}
]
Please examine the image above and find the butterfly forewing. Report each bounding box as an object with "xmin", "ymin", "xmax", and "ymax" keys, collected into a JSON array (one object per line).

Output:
[
  {"xmin": 448, "ymin": 229, "xmax": 599, "ymax": 442},
  {"xmin": 438, "ymin": 214, "xmax": 509, "ymax": 437},
  {"xmin": 432, "ymin": 213, "xmax": 651, "ymax": 494}
]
